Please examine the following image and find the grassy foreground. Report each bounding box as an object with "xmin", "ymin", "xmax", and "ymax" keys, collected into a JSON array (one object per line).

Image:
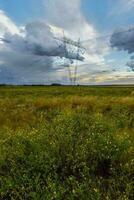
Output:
[{"xmin": 0, "ymin": 86, "xmax": 134, "ymax": 200}]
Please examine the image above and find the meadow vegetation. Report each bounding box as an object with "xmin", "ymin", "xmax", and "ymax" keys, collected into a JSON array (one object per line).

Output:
[{"xmin": 0, "ymin": 86, "xmax": 134, "ymax": 199}]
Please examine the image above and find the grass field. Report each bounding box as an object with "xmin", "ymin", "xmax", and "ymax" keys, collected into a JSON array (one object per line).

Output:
[{"xmin": 0, "ymin": 86, "xmax": 134, "ymax": 199}]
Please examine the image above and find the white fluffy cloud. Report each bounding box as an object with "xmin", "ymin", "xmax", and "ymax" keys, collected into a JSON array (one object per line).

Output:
[
  {"xmin": 44, "ymin": 0, "xmax": 109, "ymax": 68},
  {"xmin": 0, "ymin": 10, "xmax": 19, "ymax": 36},
  {"xmin": 0, "ymin": 11, "xmax": 55, "ymax": 84},
  {"xmin": 1, "ymin": 0, "xmax": 127, "ymax": 85},
  {"xmin": 44, "ymin": 0, "xmax": 97, "ymax": 40},
  {"xmin": 0, "ymin": 0, "xmax": 109, "ymax": 85}
]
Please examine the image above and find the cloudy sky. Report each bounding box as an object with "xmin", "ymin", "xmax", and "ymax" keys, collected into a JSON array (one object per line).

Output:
[{"xmin": 0, "ymin": 0, "xmax": 134, "ymax": 85}]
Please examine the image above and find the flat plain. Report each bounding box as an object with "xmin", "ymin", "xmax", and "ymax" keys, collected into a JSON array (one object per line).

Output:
[{"xmin": 0, "ymin": 86, "xmax": 134, "ymax": 199}]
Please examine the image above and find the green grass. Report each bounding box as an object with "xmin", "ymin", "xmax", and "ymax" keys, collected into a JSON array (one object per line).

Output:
[{"xmin": 0, "ymin": 86, "xmax": 134, "ymax": 199}]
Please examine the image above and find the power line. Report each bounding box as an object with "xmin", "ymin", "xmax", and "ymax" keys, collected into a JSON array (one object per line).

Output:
[
  {"xmin": 54, "ymin": 26, "xmax": 134, "ymax": 45},
  {"xmin": 81, "ymin": 26, "xmax": 134, "ymax": 43},
  {"xmin": 53, "ymin": 25, "xmax": 134, "ymax": 54}
]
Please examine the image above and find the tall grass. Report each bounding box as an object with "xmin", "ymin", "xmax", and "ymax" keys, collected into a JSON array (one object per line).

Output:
[{"xmin": 0, "ymin": 86, "xmax": 134, "ymax": 199}]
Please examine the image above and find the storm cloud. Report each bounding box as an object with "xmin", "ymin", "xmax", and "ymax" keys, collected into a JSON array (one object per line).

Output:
[
  {"xmin": 0, "ymin": 0, "xmax": 99, "ymax": 85},
  {"xmin": 110, "ymin": 27, "xmax": 134, "ymax": 53},
  {"xmin": 2, "ymin": 21, "xmax": 84, "ymax": 61},
  {"xmin": 110, "ymin": 27, "xmax": 134, "ymax": 71},
  {"xmin": 0, "ymin": 17, "xmax": 85, "ymax": 84}
]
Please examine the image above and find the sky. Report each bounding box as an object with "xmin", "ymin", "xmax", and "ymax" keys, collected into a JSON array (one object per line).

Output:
[{"xmin": 0, "ymin": 0, "xmax": 134, "ymax": 85}]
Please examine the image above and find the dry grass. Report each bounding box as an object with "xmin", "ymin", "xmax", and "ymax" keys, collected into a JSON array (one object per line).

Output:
[{"xmin": 0, "ymin": 86, "xmax": 134, "ymax": 199}]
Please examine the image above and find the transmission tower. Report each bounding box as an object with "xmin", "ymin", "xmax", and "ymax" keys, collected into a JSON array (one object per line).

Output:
[
  {"xmin": 62, "ymin": 31, "xmax": 73, "ymax": 85},
  {"xmin": 60, "ymin": 33, "xmax": 85, "ymax": 85},
  {"xmin": 74, "ymin": 38, "xmax": 81, "ymax": 85}
]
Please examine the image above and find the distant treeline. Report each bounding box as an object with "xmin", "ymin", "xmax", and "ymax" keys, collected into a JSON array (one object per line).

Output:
[{"xmin": 0, "ymin": 84, "xmax": 134, "ymax": 87}]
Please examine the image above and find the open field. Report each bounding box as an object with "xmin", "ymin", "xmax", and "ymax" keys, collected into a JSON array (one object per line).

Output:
[{"xmin": 0, "ymin": 86, "xmax": 134, "ymax": 199}]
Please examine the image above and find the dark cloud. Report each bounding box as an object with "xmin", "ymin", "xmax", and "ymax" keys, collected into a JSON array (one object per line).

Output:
[
  {"xmin": 2, "ymin": 22, "xmax": 84, "ymax": 61},
  {"xmin": 0, "ymin": 21, "xmax": 85, "ymax": 84},
  {"xmin": 110, "ymin": 27, "xmax": 134, "ymax": 53},
  {"xmin": 0, "ymin": 66, "xmax": 20, "ymax": 84},
  {"xmin": 111, "ymin": 27, "xmax": 134, "ymax": 72}
]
